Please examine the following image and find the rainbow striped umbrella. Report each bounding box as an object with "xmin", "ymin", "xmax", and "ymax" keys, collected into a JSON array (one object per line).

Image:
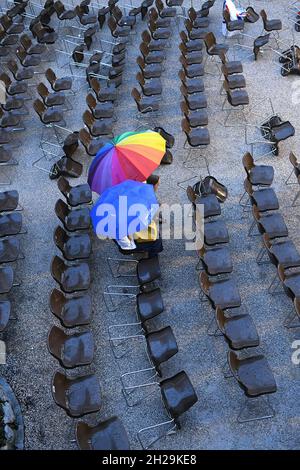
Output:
[{"xmin": 88, "ymin": 130, "xmax": 166, "ymax": 194}]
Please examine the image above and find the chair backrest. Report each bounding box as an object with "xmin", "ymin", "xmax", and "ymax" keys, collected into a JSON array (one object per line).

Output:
[
  {"xmin": 90, "ymin": 76, "xmax": 100, "ymax": 95},
  {"xmin": 54, "ymin": 0, "xmax": 65, "ymax": 15},
  {"xmin": 155, "ymin": 0, "xmax": 164, "ymax": 13},
  {"xmin": 86, "ymin": 92, "xmax": 97, "ymax": 111},
  {"xmin": 179, "ymin": 55, "xmax": 188, "ymax": 68},
  {"xmin": 294, "ymin": 297, "xmax": 300, "ymax": 318},
  {"xmin": 148, "ymin": 18, "xmax": 158, "ymax": 32},
  {"xmin": 181, "ymin": 117, "xmax": 191, "ymax": 136},
  {"xmin": 46, "ymin": 68, "xmax": 56, "ymax": 86},
  {"xmin": 277, "ymin": 263, "xmax": 285, "ymax": 283},
  {"xmin": 136, "ymin": 55, "xmax": 146, "ymax": 71},
  {"xmin": 20, "ymin": 34, "xmax": 32, "ymax": 51},
  {"xmin": 199, "ymin": 271, "xmax": 211, "ymax": 294},
  {"xmin": 33, "ymin": 98, "xmax": 46, "ymax": 119},
  {"xmin": 55, "ymin": 198, "xmax": 69, "ymax": 223},
  {"xmin": 180, "ymin": 100, "xmax": 189, "ymax": 116},
  {"xmin": 204, "ymin": 32, "xmax": 216, "ymax": 52},
  {"xmin": 160, "ymin": 371, "xmax": 198, "ymax": 420},
  {"xmin": 0, "ymin": 15, "xmax": 12, "ymax": 31},
  {"xmin": 51, "ymin": 255, "xmax": 66, "ymax": 284},
  {"xmin": 178, "ymin": 69, "xmax": 186, "ymax": 83},
  {"xmin": 112, "ymin": 5, "xmax": 122, "ymax": 21},
  {"xmin": 184, "ymin": 18, "xmax": 193, "ymax": 32},
  {"xmin": 83, "ymin": 109, "xmax": 94, "ymax": 129},
  {"xmin": 16, "ymin": 46, "xmax": 27, "ymax": 63},
  {"xmin": 252, "ymin": 204, "xmax": 261, "ymax": 221},
  {"xmin": 223, "ymin": 8, "xmax": 231, "ymax": 25},
  {"xmin": 0, "ymin": 72, "xmax": 11, "ymax": 88},
  {"xmin": 139, "ymin": 41, "xmax": 149, "ymax": 58},
  {"xmin": 180, "ymin": 30, "xmax": 188, "ymax": 44},
  {"xmin": 215, "ymin": 306, "xmax": 226, "ymax": 332},
  {"xmin": 79, "ymin": 128, "xmax": 92, "ymax": 148},
  {"xmin": 107, "ymin": 15, "xmax": 117, "ymax": 32},
  {"xmin": 188, "ymin": 7, "xmax": 196, "ymax": 22},
  {"xmin": 262, "ymin": 233, "xmax": 272, "ymax": 251},
  {"xmin": 148, "ymin": 7, "xmax": 158, "ymax": 21},
  {"xmin": 131, "ymin": 87, "xmax": 141, "ymax": 106},
  {"xmin": 180, "ymin": 84, "xmax": 188, "ymax": 99},
  {"xmin": 72, "ymin": 44, "xmax": 85, "ymax": 63},
  {"xmin": 260, "ymin": 9, "xmax": 267, "ymax": 27},
  {"xmin": 186, "ymin": 185, "xmax": 196, "ymax": 203},
  {"xmin": 179, "ymin": 42, "xmax": 187, "ymax": 56},
  {"xmin": 37, "ymin": 82, "xmax": 49, "ymax": 100},
  {"xmin": 243, "ymin": 178, "xmax": 253, "ymax": 195},
  {"xmin": 57, "ymin": 175, "xmax": 70, "ymax": 197},
  {"xmin": 53, "ymin": 225, "xmax": 67, "ymax": 251},
  {"xmin": 136, "ymin": 71, "xmax": 145, "ymax": 87},
  {"xmin": 141, "ymin": 29, "xmax": 151, "ymax": 44},
  {"xmin": 242, "ymin": 152, "xmax": 254, "ymax": 173}
]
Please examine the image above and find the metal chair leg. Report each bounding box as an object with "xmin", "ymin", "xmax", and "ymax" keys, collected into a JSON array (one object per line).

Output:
[
  {"xmin": 138, "ymin": 418, "xmax": 176, "ymax": 450},
  {"xmin": 237, "ymin": 395, "xmax": 275, "ymax": 423},
  {"xmin": 284, "ymin": 311, "xmax": 300, "ymax": 329}
]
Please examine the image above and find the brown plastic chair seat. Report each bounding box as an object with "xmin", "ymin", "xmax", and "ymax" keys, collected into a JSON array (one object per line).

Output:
[
  {"xmin": 185, "ymin": 109, "xmax": 208, "ymax": 127},
  {"xmin": 51, "ymin": 256, "xmax": 91, "ymax": 293},
  {"xmin": 54, "ymin": 226, "xmax": 91, "ymax": 261},
  {"xmin": 96, "ymin": 85, "xmax": 117, "ymax": 103},
  {"xmin": 183, "ymin": 63, "xmax": 205, "ymax": 78},
  {"xmin": 216, "ymin": 308, "xmax": 259, "ymax": 350},
  {"xmin": 7, "ymin": 81, "xmax": 28, "ymax": 95},
  {"xmin": 92, "ymin": 101, "xmax": 114, "ymax": 119},
  {"xmin": 0, "ymin": 213, "xmax": 22, "ymax": 237},
  {"xmin": 3, "ymin": 96, "xmax": 24, "ymax": 112},
  {"xmin": 87, "ymin": 119, "xmax": 113, "ymax": 137},
  {"xmin": 38, "ymin": 106, "xmax": 63, "ymax": 124},
  {"xmin": 0, "ymin": 300, "xmax": 10, "ymax": 332},
  {"xmin": 193, "ymin": 17, "xmax": 209, "ymax": 28},
  {"xmin": 140, "ymin": 77, "xmax": 162, "ymax": 96},
  {"xmin": 137, "ymin": 255, "xmax": 161, "ymax": 285},
  {"xmin": 205, "ymin": 34, "xmax": 229, "ymax": 56},
  {"xmin": 146, "ymin": 326, "xmax": 178, "ymax": 372},
  {"xmin": 145, "ymin": 49, "xmax": 166, "ymax": 64},
  {"xmin": 226, "ymin": 74, "xmax": 246, "ymax": 89},
  {"xmin": 0, "ymin": 190, "xmax": 19, "ymax": 211},
  {"xmin": 140, "ymin": 62, "xmax": 162, "ymax": 78},
  {"xmin": 187, "ymin": 127, "xmax": 210, "ymax": 146},
  {"xmin": 58, "ymin": 177, "xmax": 92, "ymax": 206},
  {"xmin": 50, "ymin": 156, "xmax": 82, "ymax": 179},
  {"xmin": 50, "ymin": 288, "xmax": 92, "ymax": 327},
  {"xmin": 48, "ymin": 325, "xmax": 94, "ymax": 368},
  {"xmin": 222, "ymin": 60, "xmax": 243, "ymax": 75},
  {"xmin": 185, "ymin": 92, "xmax": 207, "ymax": 110},
  {"xmin": 0, "ymin": 147, "xmax": 13, "ymax": 163},
  {"xmin": 257, "ymin": 212, "xmax": 288, "ymax": 239},
  {"xmin": 181, "ymin": 77, "xmax": 204, "ymax": 94},
  {"xmin": 227, "ymin": 88, "xmax": 249, "ymax": 107},
  {"xmin": 187, "ymin": 27, "xmax": 207, "ymax": 40},
  {"xmin": 160, "ymin": 371, "xmax": 198, "ymax": 422},
  {"xmin": 282, "ymin": 272, "xmax": 300, "ymax": 298},
  {"xmin": 151, "ymin": 26, "xmax": 171, "ymax": 40},
  {"xmin": 270, "ymin": 122, "xmax": 295, "ymax": 143},
  {"xmin": 145, "ymin": 37, "xmax": 167, "ymax": 51},
  {"xmin": 11, "ymin": 66, "xmax": 33, "ymax": 81},
  {"xmin": 52, "ymin": 371, "xmax": 102, "ymax": 417},
  {"xmin": 263, "ymin": 18, "xmax": 282, "ymax": 32},
  {"xmin": 269, "ymin": 239, "xmax": 300, "ymax": 269},
  {"xmin": 44, "ymin": 91, "xmax": 65, "ymax": 107},
  {"xmin": 136, "ymin": 94, "xmax": 160, "ymax": 112},
  {"xmin": 0, "ymin": 238, "xmax": 20, "ymax": 263},
  {"xmin": 76, "ymin": 417, "xmax": 130, "ymax": 450},
  {"xmin": 207, "ymin": 276, "xmax": 241, "ymax": 309},
  {"xmin": 183, "ymin": 38, "xmax": 203, "ymax": 52},
  {"xmin": 204, "ymin": 219, "xmax": 229, "ymax": 246},
  {"xmin": 0, "ymin": 266, "xmax": 14, "ymax": 294},
  {"xmin": 248, "ymin": 165, "xmax": 274, "ymax": 186},
  {"xmin": 250, "ymin": 188, "xmax": 279, "ymax": 212},
  {"xmin": 55, "ymin": 199, "xmax": 90, "ymax": 232},
  {"xmin": 137, "ymin": 288, "xmax": 164, "ymax": 323},
  {"xmin": 183, "ymin": 51, "xmax": 203, "ymax": 65},
  {"xmin": 195, "ymin": 193, "xmax": 221, "ymax": 218},
  {"xmin": 228, "ymin": 351, "xmax": 277, "ymax": 397},
  {"xmin": 200, "ymin": 246, "xmax": 233, "ymax": 275}
]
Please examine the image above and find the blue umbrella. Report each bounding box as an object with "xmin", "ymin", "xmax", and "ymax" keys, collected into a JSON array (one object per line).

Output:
[{"xmin": 90, "ymin": 180, "xmax": 159, "ymax": 240}]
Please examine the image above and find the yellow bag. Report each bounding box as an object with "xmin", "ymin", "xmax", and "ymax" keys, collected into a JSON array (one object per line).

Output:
[{"xmin": 133, "ymin": 220, "xmax": 158, "ymax": 242}]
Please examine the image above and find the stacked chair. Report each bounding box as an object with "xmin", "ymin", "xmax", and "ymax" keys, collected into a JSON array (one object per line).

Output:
[{"xmin": 193, "ymin": 179, "xmax": 277, "ymax": 423}]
